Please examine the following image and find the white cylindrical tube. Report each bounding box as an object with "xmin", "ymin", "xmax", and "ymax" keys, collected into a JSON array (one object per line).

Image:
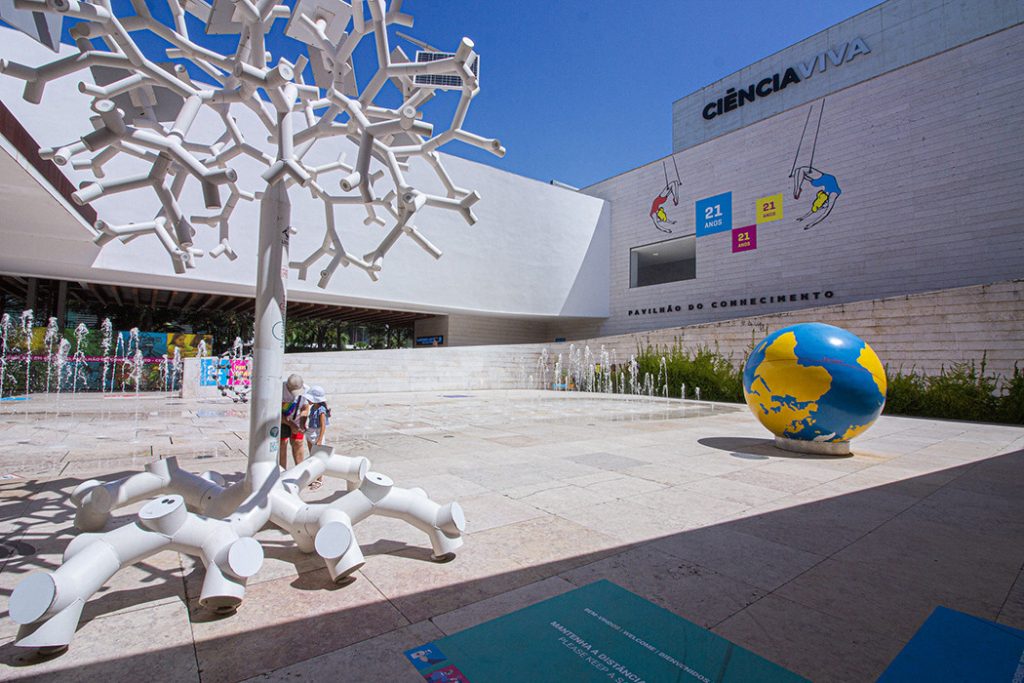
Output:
[
  {"xmin": 268, "ymin": 489, "xmax": 318, "ymax": 553},
  {"xmin": 202, "ymin": 180, "xmax": 221, "ymax": 209},
  {"xmin": 283, "ymin": 455, "xmax": 327, "ymax": 489},
  {"xmin": 436, "ymin": 502, "xmax": 466, "ymax": 536},
  {"xmin": 340, "ymin": 171, "xmax": 361, "ymax": 192},
  {"xmin": 323, "ymin": 453, "xmax": 369, "ymax": 484},
  {"xmin": 11, "ymin": 522, "xmax": 170, "ymax": 625},
  {"xmin": 455, "ymin": 37, "xmax": 474, "ymax": 64},
  {"xmin": 170, "ymin": 95, "xmax": 203, "ymax": 139},
  {"xmin": 138, "ymin": 495, "xmax": 189, "ymax": 535},
  {"xmin": 358, "ymin": 471, "xmax": 393, "ymax": 503},
  {"xmin": 53, "ymin": 141, "xmax": 87, "ymax": 166},
  {"xmin": 315, "ymin": 509, "xmax": 363, "ymax": 582},
  {"xmin": 329, "ymin": 488, "xmax": 375, "ymax": 525},
  {"xmin": 247, "ymin": 181, "xmax": 289, "ymax": 477},
  {"xmin": 72, "ymin": 467, "xmax": 171, "ymax": 532},
  {"xmin": 198, "ymin": 562, "xmax": 246, "ymax": 613},
  {"xmin": 226, "ymin": 537, "xmax": 264, "ymax": 579},
  {"xmin": 371, "ymin": 486, "xmax": 466, "ymax": 559}
]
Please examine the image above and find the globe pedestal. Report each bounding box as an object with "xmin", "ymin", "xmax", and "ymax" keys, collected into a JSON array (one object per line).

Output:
[{"xmin": 774, "ymin": 436, "xmax": 850, "ymax": 456}]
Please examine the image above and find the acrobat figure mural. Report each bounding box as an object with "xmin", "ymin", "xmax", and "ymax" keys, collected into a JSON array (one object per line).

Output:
[
  {"xmin": 789, "ymin": 100, "xmax": 841, "ymax": 230},
  {"xmin": 649, "ymin": 155, "xmax": 682, "ymax": 233}
]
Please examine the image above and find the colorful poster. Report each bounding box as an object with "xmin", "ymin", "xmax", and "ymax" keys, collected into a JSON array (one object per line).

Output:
[
  {"xmin": 695, "ymin": 192, "xmax": 732, "ymax": 237},
  {"xmin": 405, "ymin": 580, "xmax": 806, "ymax": 682},
  {"xmin": 756, "ymin": 193, "xmax": 783, "ymax": 223},
  {"xmin": 732, "ymin": 225, "xmax": 757, "ymax": 253},
  {"xmin": 229, "ymin": 358, "xmax": 251, "ymax": 387},
  {"xmin": 199, "ymin": 357, "xmax": 229, "ymax": 387},
  {"xmin": 406, "ymin": 644, "xmax": 449, "ymax": 671},
  {"xmin": 25, "ymin": 327, "xmax": 213, "ymax": 360},
  {"xmin": 116, "ymin": 331, "xmax": 168, "ymax": 358},
  {"xmin": 167, "ymin": 333, "xmax": 213, "ymax": 358}
]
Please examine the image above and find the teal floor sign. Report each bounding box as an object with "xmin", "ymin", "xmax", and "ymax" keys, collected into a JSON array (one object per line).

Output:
[
  {"xmin": 405, "ymin": 580, "xmax": 807, "ymax": 682},
  {"xmin": 877, "ymin": 606, "xmax": 1024, "ymax": 682}
]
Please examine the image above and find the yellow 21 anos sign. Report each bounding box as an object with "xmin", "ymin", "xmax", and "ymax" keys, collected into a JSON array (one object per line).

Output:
[{"xmin": 756, "ymin": 193, "xmax": 783, "ymax": 223}]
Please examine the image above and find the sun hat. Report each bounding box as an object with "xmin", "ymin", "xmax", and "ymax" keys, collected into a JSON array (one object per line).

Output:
[{"xmin": 304, "ymin": 385, "xmax": 327, "ymax": 403}]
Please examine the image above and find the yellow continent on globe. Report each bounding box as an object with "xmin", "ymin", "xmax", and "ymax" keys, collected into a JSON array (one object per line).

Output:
[
  {"xmin": 838, "ymin": 343, "xmax": 888, "ymax": 440},
  {"xmin": 857, "ymin": 343, "xmax": 887, "ymax": 396},
  {"xmin": 744, "ymin": 331, "xmax": 833, "ymax": 436}
]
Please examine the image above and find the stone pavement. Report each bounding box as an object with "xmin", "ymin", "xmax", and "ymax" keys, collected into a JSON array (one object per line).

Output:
[{"xmin": 0, "ymin": 390, "xmax": 1022, "ymax": 682}]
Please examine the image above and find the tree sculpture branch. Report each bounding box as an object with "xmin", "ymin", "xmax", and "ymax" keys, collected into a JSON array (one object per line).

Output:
[{"xmin": 1, "ymin": 0, "xmax": 497, "ymax": 653}]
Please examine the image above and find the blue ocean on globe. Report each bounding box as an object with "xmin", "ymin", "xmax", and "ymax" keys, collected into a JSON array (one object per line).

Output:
[{"xmin": 743, "ymin": 323, "xmax": 887, "ymax": 443}]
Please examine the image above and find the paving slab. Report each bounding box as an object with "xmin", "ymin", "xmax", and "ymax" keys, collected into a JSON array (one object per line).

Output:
[{"xmin": 0, "ymin": 390, "xmax": 1020, "ymax": 682}]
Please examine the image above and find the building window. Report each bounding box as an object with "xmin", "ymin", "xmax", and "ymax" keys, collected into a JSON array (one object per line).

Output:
[{"xmin": 630, "ymin": 235, "xmax": 696, "ymax": 288}]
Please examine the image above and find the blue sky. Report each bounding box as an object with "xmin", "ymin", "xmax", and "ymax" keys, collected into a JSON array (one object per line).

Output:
[
  {"xmin": 409, "ymin": 0, "xmax": 881, "ymax": 188},
  {"xmin": 30, "ymin": 0, "xmax": 880, "ymax": 188}
]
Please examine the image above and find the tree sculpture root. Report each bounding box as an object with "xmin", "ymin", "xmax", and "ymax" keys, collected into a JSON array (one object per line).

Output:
[{"xmin": 7, "ymin": 446, "xmax": 464, "ymax": 651}]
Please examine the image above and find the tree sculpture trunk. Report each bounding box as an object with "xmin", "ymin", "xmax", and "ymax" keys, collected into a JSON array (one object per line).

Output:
[
  {"xmin": 249, "ymin": 181, "xmax": 290, "ymax": 485},
  {"xmin": 0, "ymin": 0, "xmax": 501, "ymax": 654}
]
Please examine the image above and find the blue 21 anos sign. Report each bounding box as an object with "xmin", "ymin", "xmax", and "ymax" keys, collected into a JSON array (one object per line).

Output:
[{"xmin": 696, "ymin": 192, "xmax": 732, "ymax": 237}]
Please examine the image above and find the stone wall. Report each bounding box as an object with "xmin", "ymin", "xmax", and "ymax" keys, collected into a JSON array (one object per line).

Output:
[
  {"xmin": 281, "ymin": 343, "xmax": 540, "ymax": 395},
  {"xmin": 187, "ymin": 280, "xmax": 1020, "ymax": 399},
  {"xmin": 550, "ymin": 280, "xmax": 1024, "ymax": 380}
]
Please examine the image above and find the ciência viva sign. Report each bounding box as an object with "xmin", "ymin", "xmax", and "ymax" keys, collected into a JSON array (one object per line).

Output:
[{"xmin": 702, "ymin": 38, "xmax": 871, "ymax": 120}]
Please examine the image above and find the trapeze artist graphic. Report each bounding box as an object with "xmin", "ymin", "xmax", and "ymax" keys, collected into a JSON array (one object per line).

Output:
[
  {"xmin": 789, "ymin": 99, "xmax": 842, "ymax": 230},
  {"xmin": 649, "ymin": 155, "xmax": 682, "ymax": 233}
]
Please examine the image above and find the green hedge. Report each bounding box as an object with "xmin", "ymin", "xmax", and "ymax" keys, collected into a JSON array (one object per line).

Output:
[
  {"xmin": 885, "ymin": 359, "xmax": 1024, "ymax": 424},
  {"xmin": 620, "ymin": 342, "xmax": 745, "ymax": 403},
  {"xmin": 624, "ymin": 342, "xmax": 1024, "ymax": 425}
]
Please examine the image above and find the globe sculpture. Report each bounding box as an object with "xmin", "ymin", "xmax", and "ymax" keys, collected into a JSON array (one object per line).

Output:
[
  {"xmin": 0, "ymin": 0, "xmax": 500, "ymax": 654},
  {"xmin": 743, "ymin": 323, "xmax": 887, "ymax": 455}
]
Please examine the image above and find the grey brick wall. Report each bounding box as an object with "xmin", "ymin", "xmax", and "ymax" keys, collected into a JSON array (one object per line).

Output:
[
  {"xmin": 546, "ymin": 280, "xmax": 1024, "ymax": 381},
  {"xmin": 584, "ymin": 20, "xmax": 1024, "ymax": 339}
]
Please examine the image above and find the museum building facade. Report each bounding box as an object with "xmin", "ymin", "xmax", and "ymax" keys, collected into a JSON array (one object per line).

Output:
[
  {"xmin": 0, "ymin": 0, "xmax": 1021, "ymax": 346},
  {"xmin": 576, "ymin": 0, "xmax": 1024, "ymax": 339}
]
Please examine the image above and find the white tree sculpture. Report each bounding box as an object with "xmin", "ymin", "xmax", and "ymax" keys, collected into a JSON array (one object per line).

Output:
[{"xmin": 1, "ymin": 0, "xmax": 502, "ymax": 652}]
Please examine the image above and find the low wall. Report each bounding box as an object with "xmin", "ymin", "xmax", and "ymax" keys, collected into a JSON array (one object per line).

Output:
[
  {"xmin": 554, "ymin": 280, "xmax": 1024, "ymax": 379},
  {"xmin": 182, "ymin": 280, "xmax": 1024, "ymax": 397},
  {"xmin": 282, "ymin": 344, "xmax": 541, "ymax": 394},
  {"xmin": 182, "ymin": 344, "xmax": 542, "ymax": 398}
]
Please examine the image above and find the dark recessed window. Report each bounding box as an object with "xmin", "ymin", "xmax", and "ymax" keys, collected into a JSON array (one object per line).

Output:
[{"xmin": 630, "ymin": 235, "xmax": 696, "ymax": 288}]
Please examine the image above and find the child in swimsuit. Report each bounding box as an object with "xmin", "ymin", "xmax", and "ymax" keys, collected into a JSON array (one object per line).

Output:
[{"xmin": 279, "ymin": 374, "xmax": 307, "ymax": 469}]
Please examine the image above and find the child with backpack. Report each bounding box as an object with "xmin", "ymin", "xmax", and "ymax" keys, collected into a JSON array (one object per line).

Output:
[{"xmin": 302, "ymin": 385, "xmax": 331, "ymax": 490}]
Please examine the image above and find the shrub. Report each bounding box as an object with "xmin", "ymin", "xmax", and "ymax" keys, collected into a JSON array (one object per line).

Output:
[
  {"xmin": 625, "ymin": 341, "xmax": 744, "ymax": 403},
  {"xmin": 995, "ymin": 364, "xmax": 1024, "ymax": 424},
  {"xmin": 622, "ymin": 340, "xmax": 1023, "ymax": 425},
  {"xmin": 882, "ymin": 356, "xmax": 1022, "ymax": 424}
]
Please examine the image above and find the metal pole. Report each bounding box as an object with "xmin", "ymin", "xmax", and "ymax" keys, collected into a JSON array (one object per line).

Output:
[
  {"xmin": 55, "ymin": 280, "xmax": 68, "ymax": 328},
  {"xmin": 247, "ymin": 180, "xmax": 290, "ymax": 487},
  {"xmin": 26, "ymin": 278, "xmax": 38, "ymax": 311}
]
